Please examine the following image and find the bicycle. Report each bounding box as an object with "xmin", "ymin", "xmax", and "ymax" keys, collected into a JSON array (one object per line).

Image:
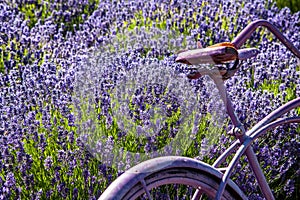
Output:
[{"xmin": 99, "ymin": 20, "xmax": 300, "ymax": 200}]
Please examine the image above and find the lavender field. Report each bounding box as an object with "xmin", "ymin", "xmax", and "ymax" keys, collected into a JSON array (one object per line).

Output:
[{"xmin": 0, "ymin": 0, "xmax": 299, "ymax": 199}]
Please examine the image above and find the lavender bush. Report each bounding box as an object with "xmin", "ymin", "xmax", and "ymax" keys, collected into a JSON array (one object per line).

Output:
[{"xmin": 0, "ymin": 0, "xmax": 299, "ymax": 199}]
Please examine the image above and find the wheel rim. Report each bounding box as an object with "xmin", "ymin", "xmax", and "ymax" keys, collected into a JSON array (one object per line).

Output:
[{"xmin": 124, "ymin": 168, "xmax": 236, "ymax": 200}]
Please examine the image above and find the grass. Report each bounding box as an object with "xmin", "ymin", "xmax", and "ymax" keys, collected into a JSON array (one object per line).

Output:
[{"xmin": 275, "ymin": 0, "xmax": 300, "ymax": 13}]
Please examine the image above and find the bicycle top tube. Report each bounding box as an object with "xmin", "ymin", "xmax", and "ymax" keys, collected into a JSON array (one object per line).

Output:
[{"xmin": 232, "ymin": 19, "xmax": 300, "ymax": 58}]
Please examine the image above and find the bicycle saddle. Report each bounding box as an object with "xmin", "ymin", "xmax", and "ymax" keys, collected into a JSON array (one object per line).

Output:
[
  {"xmin": 176, "ymin": 42, "xmax": 238, "ymax": 65},
  {"xmin": 175, "ymin": 42, "xmax": 259, "ymax": 80}
]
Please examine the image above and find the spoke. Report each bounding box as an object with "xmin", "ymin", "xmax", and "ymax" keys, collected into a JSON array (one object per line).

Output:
[
  {"xmin": 140, "ymin": 179, "xmax": 152, "ymax": 200},
  {"xmin": 166, "ymin": 186, "xmax": 171, "ymax": 200},
  {"xmin": 192, "ymin": 188, "xmax": 204, "ymax": 200}
]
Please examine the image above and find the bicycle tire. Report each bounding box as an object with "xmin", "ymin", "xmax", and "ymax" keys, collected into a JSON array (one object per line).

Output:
[{"xmin": 99, "ymin": 156, "xmax": 247, "ymax": 200}]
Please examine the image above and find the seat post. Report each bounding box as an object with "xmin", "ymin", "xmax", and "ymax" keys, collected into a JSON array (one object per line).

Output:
[{"xmin": 209, "ymin": 74, "xmax": 246, "ymax": 138}]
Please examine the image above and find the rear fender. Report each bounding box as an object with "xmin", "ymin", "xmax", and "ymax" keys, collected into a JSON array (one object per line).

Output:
[{"xmin": 99, "ymin": 156, "xmax": 247, "ymax": 199}]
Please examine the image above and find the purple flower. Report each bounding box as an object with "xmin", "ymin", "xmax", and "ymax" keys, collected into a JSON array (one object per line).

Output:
[
  {"xmin": 4, "ymin": 172, "xmax": 15, "ymax": 188},
  {"xmin": 44, "ymin": 156, "xmax": 53, "ymax": 170},
  {"xmin": 72, "ymin": 188, "xmax": 78, "ymax": 200}
]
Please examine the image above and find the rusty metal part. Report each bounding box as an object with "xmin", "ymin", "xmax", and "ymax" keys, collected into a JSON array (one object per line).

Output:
[{"xmin": 175, "ymin": 45, "xmax": 238, "ymax": 65}]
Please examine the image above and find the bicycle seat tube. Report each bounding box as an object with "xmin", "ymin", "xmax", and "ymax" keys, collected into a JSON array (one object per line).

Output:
[
  {"xmin": 209, "ymin": 74, "xmax": 246, "ymax": 139},
  {"xmin": 209, "ymin": 73, "xmax": 275, "ymax": 200}
]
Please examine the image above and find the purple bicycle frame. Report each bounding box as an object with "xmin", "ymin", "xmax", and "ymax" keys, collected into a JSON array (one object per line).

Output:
[
  {"xmin": 211, "ymin": 75, "xmax": 300, "ymax": 199},
  {"xmin": 206, "ymin": 20, "xmax": 300, "ymax": 200}
]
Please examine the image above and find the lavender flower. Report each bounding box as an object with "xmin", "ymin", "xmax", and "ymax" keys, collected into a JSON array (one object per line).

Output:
[
  {"xmin": 44, "ymin": 156, "xmax": 53, "ymax": 170},
  {"xmin": 0, "ymin": 0, "xmax": 299, "ymax": 199}
]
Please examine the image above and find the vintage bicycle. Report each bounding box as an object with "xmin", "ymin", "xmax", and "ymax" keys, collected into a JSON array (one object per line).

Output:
[{"xmin": 99, "ymin": 20, "xmax": 300, "ymax": 200}]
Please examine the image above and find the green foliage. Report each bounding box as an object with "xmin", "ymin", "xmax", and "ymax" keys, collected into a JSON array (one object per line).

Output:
[
  {"xmin": 0, "ymin": 37, "xmax": 35, "ymax": 75},
  {"xmin": 17, "ymin": 0, "xmax": 99, "ymax": 35},
  {"xmin": 19, "ymin": 105, "xmax": 109, "ymax": 199},
  {"xmin": 275, "ymin": 0, "xmax": 300, "ymax": 13}
]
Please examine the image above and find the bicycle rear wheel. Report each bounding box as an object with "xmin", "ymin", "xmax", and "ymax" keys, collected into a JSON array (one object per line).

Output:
[{"xmin": 99, "ymin": 156, "xmax": 246, "ymax": 200}]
